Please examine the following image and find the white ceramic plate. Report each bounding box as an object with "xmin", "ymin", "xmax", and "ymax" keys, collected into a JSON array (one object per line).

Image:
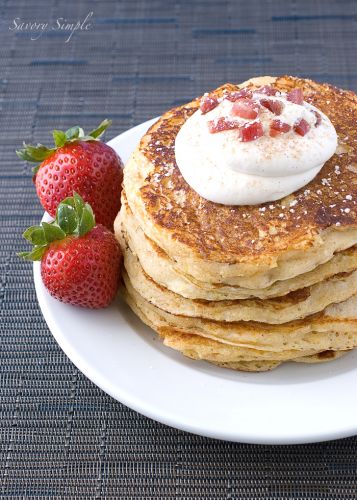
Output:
[{"xmin": 34, "ymin": 118, "xmax": 357, "ymax": 445}]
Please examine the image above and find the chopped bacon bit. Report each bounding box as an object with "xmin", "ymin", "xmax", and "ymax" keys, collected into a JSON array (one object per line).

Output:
[
  {"xmin": 231, "ymin": 98, "xmax": 259, "ymax": 119},
  {"xmin": 200, "ymin": 95, "xmax": 219, "ymax": 114},
  {"xmin": 257, "ymin": 85, "xmax": 278, "ymax": 96},
  {"xmin": 208, "ymin": 117, "xmax": 264, "ymax": 141},
  {"xmin": 207, "ymin": 117, "xmax": 241, "ymax": 133},
  {"xmin": 294, "ymin": 118, "xmax": 310, "ymax": 136},
  {"xmin": 269, "ymin": 119, "xmax": 291, "ymax": 137},
  {"xmin": 312, "ymin": 110, "xmax": 322, "ymax": 127},
  {"xmin": 260, "ymin": 98, "xmax": 283, "ymax": 115},
  {"xmin": 225, "ymin": 88, "xmax": 252, "ymax": 101},
  {"xmin": 239, "ymin": 121, "xmax": 264, "ymax": 142},
  {"xmin": 287, "ymin": 88, "xmax": 304, "ymax": 105}
]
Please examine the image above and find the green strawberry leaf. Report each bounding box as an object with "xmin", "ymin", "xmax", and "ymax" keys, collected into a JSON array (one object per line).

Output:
[
  {"xmin": 60, "ymin": 197, "xmax": 75, "ymax": 209},
  {"xmin": 18, "ymin": 194, "xmax": 96, "ymax": 262},
  {"xmin": 56, "ymin": 203, "xmax": 78, "ymax": 234},
  {"xmin": 58, "ymin": 191, "xmax": 85, "ymax": 225},
  {"xmin": 23, "ymin": 226, "xmax": 46, "ymax": 245},
  {"xmin": 73, "ymin": 191, "xmax": 85, "ymax": 220},
  {"xmin": 88, "ymin": 119, "xmax": 112, "ymax": 139},
  {"xmin": 65, "ymin": 126, "xmax": 85, "ymax": 141},
  {"xmin": 78, "ymin": 135, "xmax": 95, "ymax": 141},
  {"xmin": 16, "ymin": 143, "xmax": 55, "ymax": 163},
  {"xmin": 17, "ymin": 119, "xmax": 112, "ymax": 165},
  {"xmin": 78, "ymin": 203, "xmax": 95, "ymax": 236},
  {"xmin": 52, "ymin": 130, "xmax": 67, "ymax": 148},
  {"xmin": 42, "ymin": 221, "xmax": 66, "ymax": 242},
  {"xmin": 65, "ymin": 126, "xmax": 79, "ymax": 140},
  {"xmin": 17, "ymin": 245, "xmax": 47, "ymax": 261}
]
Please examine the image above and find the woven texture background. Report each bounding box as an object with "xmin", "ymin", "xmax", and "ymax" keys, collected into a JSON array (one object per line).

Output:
[{"xmin": 1, "ymin": 0, "xmax": 357, "ymax": 497}]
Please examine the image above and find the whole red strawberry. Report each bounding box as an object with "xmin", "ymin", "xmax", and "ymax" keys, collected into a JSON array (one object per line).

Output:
[
  {"xmin": 18, "ymin": 193, "xmax": 122, "ymax": 308},
  {"xmin": 17, "ymin": 120, "xmax": 123, "ymax": 231}
]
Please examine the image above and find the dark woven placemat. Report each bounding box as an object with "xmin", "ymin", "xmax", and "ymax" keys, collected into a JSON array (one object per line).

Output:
[{"xmin": 1, "ymin": 0, "xmax": 357, "ymax": 497}]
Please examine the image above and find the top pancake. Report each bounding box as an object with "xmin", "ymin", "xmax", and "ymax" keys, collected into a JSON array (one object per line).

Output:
[{"xmin": 123, "ymin": 76, "xmax": 357, "ymax": 284}]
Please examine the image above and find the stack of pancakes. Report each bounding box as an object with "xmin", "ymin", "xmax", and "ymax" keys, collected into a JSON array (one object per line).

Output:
[{"xmin": 114, "ymin": 76, "xmax": 357, "ymax": 371}]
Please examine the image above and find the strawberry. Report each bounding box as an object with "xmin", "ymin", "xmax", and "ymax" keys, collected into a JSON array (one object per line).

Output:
[
  {"xmin": 18, "ymin": 193, "xmax": 122, "ymax": 309},
  {"xmin": 17, "ymin": 120, "xmax": 123, "ymax": 231}
]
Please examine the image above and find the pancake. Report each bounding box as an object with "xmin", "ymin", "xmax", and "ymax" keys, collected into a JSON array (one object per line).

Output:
[
  {"xmin": 211, "ymin": 360, "xmax": 282, "ymax": 372},
  {"xmin": 123, "ymin": 282, "xmax": 352, "ymax": 371},
  {"xmin": 210, "ymin": 351, "xmax": 346, "ymax": 372},
  {"xmin": 122, "ymin": 242, "xmax": 357, "ymax": 324},
  {"xmin": 123, "ymin": 277, "xmax": 357, "ymax": 355},
  {"xmin": 116, "ymin": 75, "xmax": 357, "ymax": 371},
  {"xmin": 121, "ymin": 76, "xmax": 357, "ymax": 287},
  {"xmin": 292, "ymin": 350, "xmax": 347, "ymax": 364},
  {"xmin": 116, "ymin": 197, "xmax": 357, "ymax": 300},
  {"xmin": 162, "ymin": 333, "xmax": 348, "ymax": 372}
]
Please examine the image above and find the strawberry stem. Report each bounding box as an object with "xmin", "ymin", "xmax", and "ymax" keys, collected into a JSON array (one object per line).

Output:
[
  {"xmin": 18, "ymin": 192, "xmax": 96, "ymax": 261},
  {"xmin": 16, "ymin": 119, "xmax": 112, "ymax": 167}
]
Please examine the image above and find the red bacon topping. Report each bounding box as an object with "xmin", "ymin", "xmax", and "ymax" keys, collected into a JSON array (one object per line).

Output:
[
  {"xmin": 208, "ymin": 117, "xmax": 264, "ymax": 142},
  {"xmin": 200, "ymin": 95, "xmax": 219, "ymax": 114},
  {"xmin": 269, "ymin": 119, "xmax": 291, "ymax": 137},
  {"xmin": 260, "ymin": 98, "xmax": 283, "ymax": 115},
  {"xmin": 312, "ymin": 110, "xmax": 322, "ymax": 127},
  {"xmin": 287, "ymin": 88, "xmax": 304, "ymax": 105},
  {"xmin": 232, "ymin": 98, "xmax": 260, "ymax": 119},
  {"xmin": 294, "ymin": 118, "xmax": 310, "ymax": 136},
  {"xmin": 257, "ymin": 85, "xmax": 278, "ymax": 96},
  {"xmin": 207, "ymin": 117, "xmax": 241, "ymax": 133},
  {"xmin": 239, "ymin": 121, "xmax": 264, "ymax": 142},
  {"xmin": 225, "ymin": 88, "xmax": 252, "ymax": 102}
]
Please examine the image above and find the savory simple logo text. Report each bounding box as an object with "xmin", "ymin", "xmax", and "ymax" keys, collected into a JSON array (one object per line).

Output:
[{"xmin": 9, "ymin": 11, "xmax": 93, "ymax": 42}]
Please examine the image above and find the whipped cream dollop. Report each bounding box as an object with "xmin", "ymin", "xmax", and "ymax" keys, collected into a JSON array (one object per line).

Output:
[{"xmin": 174, "ymin": 86, "xmax": 338, "ymax": 205}]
